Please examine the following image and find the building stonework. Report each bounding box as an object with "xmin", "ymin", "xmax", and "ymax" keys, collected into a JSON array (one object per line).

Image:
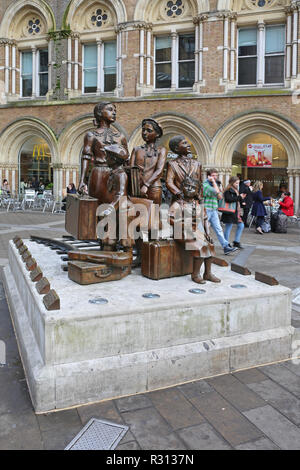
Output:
[{"xmin": 0, "ymin": 0, "xmax": 299, "ymax": 210}]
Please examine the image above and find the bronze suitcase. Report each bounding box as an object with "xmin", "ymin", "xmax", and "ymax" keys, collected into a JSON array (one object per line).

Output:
[
  {"xmin": 141, "ymin": 240, "xmax": 193, "ymax": 280},
  {"xmin": 68, "ymin": 250, "xmax": 132, "ymax": 267},
  {"xmin": 65, "ymin": 194, "xmax": 98, "ymax": 240},
  {"xmin": 68, "ymin": 260, "xmax": 131, "ymax": 285}
]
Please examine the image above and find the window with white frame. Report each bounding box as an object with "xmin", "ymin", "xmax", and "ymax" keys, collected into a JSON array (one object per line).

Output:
[
  {"xmin": 155, "ymin": 33, "xmax": 195, "ymax": 89},
  {"xmin": 21, "ymin": 49, "xmax": 48, "ymax": 97},
  {"xmin": 238, "ymin": 24, "xmax": 285, "ymax": 86},
  {"xmin": 83, "ymin": 41, "xmax": 117, "ymax": 94}
]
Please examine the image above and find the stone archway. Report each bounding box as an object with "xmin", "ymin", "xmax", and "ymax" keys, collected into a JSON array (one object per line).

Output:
[
  {"xmin": 212, "ymin": 110, "xmax": 300, "ymax": 210},
  {"xmin": 0, "ymin": 117, "xmax": 58, "ymax": 195},
  {"xmin": 63, "ymin": 0, "xmax": 128, "ymax": 29}
]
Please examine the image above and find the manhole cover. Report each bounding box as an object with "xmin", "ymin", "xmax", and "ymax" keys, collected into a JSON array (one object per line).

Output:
[
  {"xmin": 142, "ymin": 293, "xmax": 160, "ymax": 298},
  {"xmin": 89, "ymin": 297, "xmax": 108, "ymax": 305},
  {"xmin": 65, "ymin": 418, "xmax": 128, "ymax": 450},
  {"xmin": 231, "ymin": 284, "xmax": 247, "ymax": 289},
  {"xmin": 189, "ymin": 288, "xmax": 206, "ymax": 294}
]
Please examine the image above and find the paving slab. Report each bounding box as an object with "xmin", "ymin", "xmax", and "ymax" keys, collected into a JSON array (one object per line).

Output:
[
  {"xmin": 41, "ymin": 424, "xmax": 84, "ymax": 451},
  {"xmin": 259, "ymin": 364, "xmax": 300, "ymax": 398},
  {"xmin": 115, "ymin": 394, "xmax": 153, "ymax": 413},
  {"xmin": 37, "ymin": 409, "xmax": 82, "ymax": 432},
  {"xmin": 247, "ymin": 380, "xmax": 300, "ymax": 425},
  {"xmin": 177, "ymin": 380, "xmax": 213, "ymax": 398},
  {"xmin": 121, "ymin": 407, "xmax": 186, "ymax": 450},
  {"xmin": 148, "ymin": 388, "xmax": 205, "ymax": 430},
  {"xmin": 232, "ymin": 368, "xmax": 268, "ymax": 384},
  {"xmin": 235, "ymin": 437, "xmax": 280, "ymax": 450},
  {"xmin": 177, "ymin": 423, "xmax": 231, "ymax": 450},
  {"xmin": 0, "ymin": 409, "xmax": 43, "ymax": 450},
  {"xmin": 189, "ymin": 391, "xmax": 262, "ymax": 446},
  {"xmin": 243, "ymin": 405, "xmax": 300, "ymax": 450},
  {"xmin": 207, "ymin": 374, "xmax": 266, "ymax": 411},
  {"xmin": 77, "ymin": 400, "xmax": 124, "ymax": 425},
  {"xmin": 0, "ymin": 369, "xmax": 33, "ymax": 415}
]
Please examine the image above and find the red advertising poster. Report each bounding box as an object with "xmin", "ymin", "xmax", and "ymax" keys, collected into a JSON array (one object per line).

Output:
[{"xmin": 247, "ymin": 144, "xmax": 272, "ymax": 167}]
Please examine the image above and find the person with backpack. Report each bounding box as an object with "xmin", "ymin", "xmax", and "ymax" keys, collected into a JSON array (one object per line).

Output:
[
  {"xmin": 251, "ymin": 181, "xmax": 271, "ymax": 235},
  {"xmin": 220, "ymin": 176, "xmax": 247, "ymax": 249}
]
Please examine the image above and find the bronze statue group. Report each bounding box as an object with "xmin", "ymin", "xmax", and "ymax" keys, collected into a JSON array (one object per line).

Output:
[{"xmin": 76, "ymin": 102, "xmax": 221, "ymax": 285}]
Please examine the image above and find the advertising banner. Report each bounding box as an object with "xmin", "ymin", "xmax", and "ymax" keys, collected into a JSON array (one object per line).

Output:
[{"xmin": 247, "ymin": 144, "xmax": 272, "ymax": 167}]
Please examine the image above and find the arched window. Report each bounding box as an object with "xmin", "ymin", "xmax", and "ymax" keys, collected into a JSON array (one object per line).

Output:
[
  {"xmin": 0, "ymin": 0, "xmax": 55, "ymax": 100},
  {"xmin": 68, "ymin": 1, "xmax": 120, "ymax": 96},
  {"xmin": 19, "ymin": 136, "xmax": 53, "ymax": 190}
]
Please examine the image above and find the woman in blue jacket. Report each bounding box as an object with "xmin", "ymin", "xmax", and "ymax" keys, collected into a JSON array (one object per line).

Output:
[{"xmin": 251, "ymin": 181, "xmax": 271, "ymax": 234}]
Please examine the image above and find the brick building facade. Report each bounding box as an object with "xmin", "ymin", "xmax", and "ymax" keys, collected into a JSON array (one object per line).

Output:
[{"xmin": 0, "ymin": 0, "xmax": 299, "ymax": 210}]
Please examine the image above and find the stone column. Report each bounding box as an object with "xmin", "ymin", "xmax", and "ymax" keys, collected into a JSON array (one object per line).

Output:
[
  {"xmin": 67, "ymin": 37, "xmax": 72, "ymax": 91},
  {"xmin": 194, "ymin": 19, "xmax": 199, "ymax": 83},
  {"xmin": 288, "ymin": 170, "xmax": 294, "ymax": 199},
  {"xmin": 286, "ymin": 7, "xmax": 292, "ymax": 80},
  {"xmin": 11, "ymin": 43, "xmax": 16, "ymax": 96},
  {"xmin": 139, "ymin": 28, "xmax": 145, "ymax": 87},
  {"xmin": 53, "ymin": 164, "xmax": 63, "ymax": 200},
  {"xmin": 295, "ymin": 171, "xmax": 300, "ymax": 212},
  {"xmin": 225, "ymin": 169, "xmax": 230, "ymax": 187},
  {"xmin": 12, "ymin": 169, "xmax": 16, "ymax": 194},
  {"xmin": 223, "ymin": 14, "xmax": 229, "ymax": 82},
  {"xmin": 257, "ymin": 21, "xmax": 265, "ymax": 87},
  {"xmin": 74, "ymin": 34, "xmax": 79, "ymax": 92},
  {"xmin": 230, "ymin": 14, "xmax": 237, "ymax": 83},
  {"xmin": 171, "ymin": 32, "xmax": 177, "ymax": 91},
  {"xmin": 96, "ymin": 39, "xmax": 103, "ymax": 94},
  {"xmin": 31, "ymin": 46, "xmax": 37, "ymax": 98},
  {"xmin": 48, "ymin": 38, "xmax": 53, "ymax": 93},
  {"xmin": 146, "ymin": 25, "xmax": 152, "ymax": 87},
  {"xmin": 5, "ymin": 42, "xmax": 9, "ymax": 95},
  {"xmin": 292, "ymin": 3, "xmax": 298, "ymax": 79},
  {"xmin": 115, "ymin": 27, "xmax": 123, "ymax": 95}
]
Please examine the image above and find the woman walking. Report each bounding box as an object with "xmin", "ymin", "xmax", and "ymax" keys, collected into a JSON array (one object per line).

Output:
[
  {"xmin": 251, "ymin": 181, "xmax": 271, "ymax": 234},
  {"xmin": 221, "ymin": 176, "xmax": 246, "ymax": 249}
]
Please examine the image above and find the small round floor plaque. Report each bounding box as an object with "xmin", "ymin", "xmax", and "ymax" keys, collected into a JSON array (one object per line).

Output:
[
  {"xmin": 142, "ymin": 293, "xmax": 160, "ymax": 299},
  {"xmin": 231, "ymin": 284, "xmax": 247, "ymax": 289},
  {"xmin": 89, "ymin": 297, "xmax": 108, "ymax": 305},
  {"xmin": 189, "ymin": 289, "xmax": 206, "ymax": 294}
]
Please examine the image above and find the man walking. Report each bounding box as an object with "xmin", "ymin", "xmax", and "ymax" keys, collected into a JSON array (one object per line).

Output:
[{"xmin": 202, "ymin": 169, "xmax": 237, "ymax": 255}]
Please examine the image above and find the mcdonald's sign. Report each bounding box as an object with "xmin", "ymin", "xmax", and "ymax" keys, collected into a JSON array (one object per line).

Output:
[{"xmin": 33, "ymin": 144, "xmax": 46, "ymax": 161}]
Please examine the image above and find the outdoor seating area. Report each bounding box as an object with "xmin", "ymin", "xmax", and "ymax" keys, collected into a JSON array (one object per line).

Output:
[{"xmin": 0, "ymin": 190, "xmax": 64, "ymax": 214}]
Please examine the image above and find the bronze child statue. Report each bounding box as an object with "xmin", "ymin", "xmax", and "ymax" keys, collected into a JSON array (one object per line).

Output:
[
  {"xmin": 169, "ymin": 176, "xmax": 220, "ymax": 284},
  {"xmin": 130, "ymin": 118, "xmax": 167, "ymax": 205},
  {"xmin": 78, "ymin": 102, "xmax": 129, "ymax": 203},
  {"xmin": 166, "ymin": 135, "xmax": 202, "ymax": 201},
  {"xmin": 98, "ymin": 144, "xmax": 134, "ymax": 252}
]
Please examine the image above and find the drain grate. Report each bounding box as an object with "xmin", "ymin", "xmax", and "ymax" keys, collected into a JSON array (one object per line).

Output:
[{"xmin": 65, "ymin": 418, "xmax": 129, "ymax": 450}]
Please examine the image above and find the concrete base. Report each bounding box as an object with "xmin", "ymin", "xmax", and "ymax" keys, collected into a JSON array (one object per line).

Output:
[{"xmin": 3, "ymin": 240, "xmax": 295, "ymax": 412}]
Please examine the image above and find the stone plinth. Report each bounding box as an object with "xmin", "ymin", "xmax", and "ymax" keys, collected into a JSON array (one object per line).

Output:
[{"xmin": 3, "ymin": 240, "xmax": 294, "ymax": 412}]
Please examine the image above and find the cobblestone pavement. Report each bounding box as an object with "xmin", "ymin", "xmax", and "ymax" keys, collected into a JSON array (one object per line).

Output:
[{"xmin": 0, "ymin": 211, "xmax": 299, "ymax": 450}]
